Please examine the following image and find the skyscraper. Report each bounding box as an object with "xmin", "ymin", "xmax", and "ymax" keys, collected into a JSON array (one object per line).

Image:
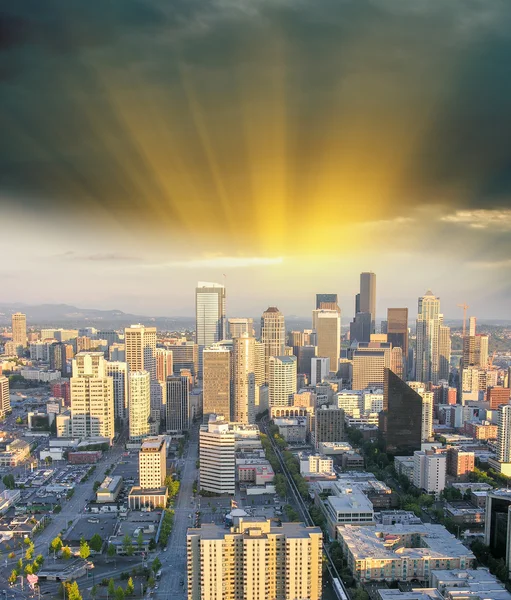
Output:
[
  {"xmin": 387, "ymin": 308, "xmax": 409, "ymax": 374},
  {"xmin": 203, "ymin": 345, "xmax": 232, "ymax": 420},
  {"xmin": 166, "ymin": 376, "xmax": 190, "ymax": 432},
  {"xmin": 268, "ymin": 356, "xmax": 297, "ymax": 407},
  {"xmin": 352, "ymin": 345, "xmax": 391, "ymax": 390},
  {"xmin": 49, "ymin": 342, "xmax": 67, "ymax": 376},
  {"xmin": 105, "ymin": 361, "xmax": 129, "ymax": 423},
  {"xmin": 228, "ymin": 318, "xmax": 254, "ymax": 339},
  {"xmin": 124, "ymin": 324, "xmax": 157, "ymax": 379},
  {"xmin": 70, "ymin": 352, "xmax": 115, "ymax": 442},
  {"xmin": 199, "ymin": 417, "xmax": 236, "ymax": 495},
  {"xmin": 0, "ymin": 375, "xmax": 10, "ymax": 419},
  {"xmin": 311, "ymin": 357, "xmax": 330, "ymax": 385},
  {"xmin": 156, "ymin": 348, "xmax": 173, "ymax": 383},
  {"xmin": 233, "ymin": 333, "xmax": 257, "ymax": 424},
  {"xmin": 380, "ymin": 369, "xmax": 422, "ymax": 455},
  {"xmin": 415, "ymin": 291, "xmax": 442, "ymax": 384},
  {"xmin": 196, "ymin": 282, "xmax": 226, "ymax": 377},
  {"xmin": 139, "ymin": 436, "xmax": 167, "ymax": 489},
  {"xmin": 297, "ymin": 345, "xmax": 317, "ymax": 379},
  {"xmin": 439, "ymin": 323, "xmax": 452, "ymax": 381},
  {"xmin": 313, "ymin": 309, "xmax": 341, "ymax": 374},
  {"xmin": 261, "ymin": 307, "xmax": 286, "ymax": 381},
  {"xmin": 315, "ymin": 406, "xmax": 344, "ymax": 445},
  {"xmin": 350, "ymin": 312, "xmax": 372, "ymax": 344},
  {"xmin": 316, "ymin": 293, "xmax": 340, "ymax": 312},
  {"xmin": 128, "ymin": 371, "xmax": 151, "ymax": 441},
  {"xmin": 172, "ymin": 342, "xmax": 199, "ymax": 377},
  {"xmin": 11, "ymin": 312, "xmax": 27, "ymax": 354},
  {"xmin": 497, "ymin": 405, "xmax": 511, "ymax": 465},
  {"xmin": 407, "ymin": 381, "xmax": 434, "ymax": 442},
  {"xmin": 360, "ymin": 272, "xmax": 376, "ymax": 333}
]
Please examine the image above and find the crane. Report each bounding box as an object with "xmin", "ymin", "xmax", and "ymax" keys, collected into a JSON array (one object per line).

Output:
[
  {"xmin": 489, "ymin": 350, "xmax": 497, "ymax": 368},
  {"xmin": 457, "ymin": 303, "xmax": 469, "ymax": 337}
]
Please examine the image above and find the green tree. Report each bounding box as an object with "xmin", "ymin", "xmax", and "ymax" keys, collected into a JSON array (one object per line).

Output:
[
  {"xmin": 79, "ymin": 538, "xmax": 91, "ymax": 560},
  {"xmin": 108, "ymin": 579, "xmax": 116, "ymax": 597},
  {"xmin": 93, "ymin": 481, "xmax": 101, "ymax": 492},
  {"xmin": 67, "ymin": 581, "xmax": 82, "ymax": 600},
  {"xmin": 91, "ymin": 585, "xmax": 98, "ymax": 600},
  {"xmin": 152, "ymin": 557, "xmax": 162, "ymax": 573},
  {"xmin": 123, "ymin": 533, "xmax": 134, "ymax": 556},
  {"xmin": 89, "ymin": 533, "xmax": 103, "ymax": 553},
  {"xmin": 8, "ymin": 570, "xmax": 18, "ymax": 585},
  {"xmin": 61, "ymin": 546, "xmax": 72, "ymax": 560},
  {"xmin": 25, "ymin": 547, "xmax": 34, "ymax": 561},
  {"xmin": 2, "ymin": 474, "xmax": 15, "ymax": 489},
  {"xmin": 115, "ymin": 587, "xmax": 125, "ymax": 600},
  {"xmin": 25, "ymin": 564, "xmax": 33, "ymax": 575},
  {"xmin": 126, "ymin": 577, "xmax": 134, "ymax": 596},
  {"xmin": 137, "ymin": 530, "xmax": 144, "ymax": 551},
  {"xmin": 107, "ymin": 543, "xmax": 116, "ymax": 558},
  {"xmin": 274, "ymin": 473, "xmax": 288, "ymax": 497},
  {"xmin": 148, "ymin": 576, "xmax": 155, "ymax": 588},
  {"xmin": 350, "ymin": 588, "xmax": 370, "ymax": 600}
]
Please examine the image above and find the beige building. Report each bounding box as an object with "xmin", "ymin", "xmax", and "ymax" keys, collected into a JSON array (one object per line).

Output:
[
  {"xmin": 203, "ymin": 345, "xmax": 232, "ymax": 420},
  {"xmin": 254, "ymin": 341, "xmax": 265, "ymax": 387},
  {"xmin": 156, "ymin": 348, "xmax": 173, "ymax": 383},
  {"xmin": 124, "ymin": 324, "xmax": 157, "ymax": 379},
  {"xmin": 12, "ymin": 312, "xmax": 27, "ymax": 352},
  {"xmin": 268, "ymin": 356, "xmax": 297, "ymax": 407},
  {"xmin": 228, "ymin": 318, "xmax": 254, "ymax": 339},
  {"xmin": 261, "ymin": 307, "xmax": 285, "ymax": 382},
  {"xmin": 352, "ymin": 348, "xmax": 390, "ymax": 391},
  {"xmin": 187, "ymin": 516, "xmax": 322, "ymax": 600},
  {"xmin": 233, "ymin": 333, "xmax": 257, "ymax": 423},
  {"xmin": 0, "ymin": 376, "xmax": 10, "ymax": 419},
  {"xmin": 139, "ymin": 436, "xmax": 166, "ymax": 488},
  {"xmin": 313, "ymin": 309, "xmax": 341, "ymax": 373},
  {"xmin": 407, "ymin": 381, "xmax": 434, "ymax": 442},
  {"xmin": 105, "ymin": 361, "xmax": 129, "ymax": 422},
  {"xmin": 70, "ymin": 352, "xmax": 114, "ymax": 442},
  {"xmin": 199, "ymin": 417, "xmax": 236, "ymax": 495},
  {"xmin": 129, "ymin": 371, "xmax": 151, "ymax": 441}
]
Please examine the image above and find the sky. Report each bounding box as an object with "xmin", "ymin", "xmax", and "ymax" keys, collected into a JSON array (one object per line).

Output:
[{"xmin": 1, "ymin": 0, "xmax": 511, "ymax": 318}]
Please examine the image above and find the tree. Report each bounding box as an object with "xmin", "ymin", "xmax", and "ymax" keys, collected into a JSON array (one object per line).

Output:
[
  {"xmin": 67, "ymin": 581, "xmax": 82, "ymax": 600},
  {"xmin": 25, "ymin": 564, "xmax": 33, "ymax": 575},
  {"xmin": 107, "ymin": 543, "xmax": 116, "ymax": 558},
  {"xmin": 123, "ymin": 533, "xmax": 134, "ymax": 556},
  {"xmin": 8, "ymin": 570, "xmax": 18, "ymax": 585},
  {"xmin": 108, "ymin": 579, "xmax": 116, "ymax": 597},
  {"xmin": 50, "ymin": 536, "xmax": 63, "ymax": 553},
  {"xmin": 61, "ymin": 546, "xmax": 72, "ymax": 560},
  {"xmin": 148, "ymin": 538, "xmax": 156, "ymax": 551},
  {"xmin": 148, "ymin": 576, "xmax": 155, "ymax": 588},
  {"xmin": 126, "ymin": 577, "xmax": 134, "ymax": 596},
  {"xmin": 152, "ymin": 557, "xmax": 162, "ymax": 573},
  {"xmin": 137, "ymin": 530, "xmax": 144, "ymax": 551},
  {"xmin": 79, "ymin": 538, "xmax": 91, "ymax": 560},
  {"xmin": 115, "ymin": 587, "xmax": 125, "ymax": 600},
  {"xmin": 91, "ymin": 585, "xmax": 98, "ymax": 600},
  {"xmin": 93, "ymin": 481, "xmax": 101, "ymax": 492},
  {"xmin": 274, "ymin": 474, "xmax": 287, "ymax": 497},
  {"xmin": 2, "ymin": 474, "xmax": 15, "ymax": 489},
  {"xmin": 89, "ymin": 533, "xmax": 103, "ymax": 553}
]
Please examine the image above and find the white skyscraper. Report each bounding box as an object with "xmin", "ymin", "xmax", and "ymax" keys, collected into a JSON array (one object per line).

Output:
[
  {"xmin": 105, "ymin": 361, "xmax": 129, "ymax": 422},
  {"xmin": 261, "ymin": 307, "xmax": 286, "ymax": 382},
  {"xmin": 128, "ymin": 371, "xmax": 151, "ymax": 441},
  {"xmin": 12, "ymin": 312, "xmax": 27, "ymax": 354},
  {"xmin": 313, "ymin": 309, "xmax": 341, "ymax": 373},
  {"xmin": 497, "ymin": 405, "xmax": 511, "ymax": 464},
  {"xmin": 416, "ymin": 291, "xmax": 443, "ymax": 384},
  {"xmin": 0, "ymin": 376, "xmax": 10, "ymax": 419},
  {"xmin": 407, "ymin": 381, "xmax": 434, "ymax": 442},
  {"xmin": 199, "ymin": 417, "xmax": 236, "ymax": 495},
  {"xmin": 311, "ymin": 357, "xmax": 330, "ymax": 385},
  {"xmin": 233, "ymin": 333, "xmax": 256, "ymax": 424},
  {"xmin": 268, "ymin": 356, "xmax": 297, "ymax": 407},
  {"xmin": 124, "ymin": 324, "xmax": 157, "ymax": 380}
]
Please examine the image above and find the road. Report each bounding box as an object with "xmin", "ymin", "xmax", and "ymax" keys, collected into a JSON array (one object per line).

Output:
[{"xmin": 155, "ymin": 425, "xmax": 198, "ymax": 600}]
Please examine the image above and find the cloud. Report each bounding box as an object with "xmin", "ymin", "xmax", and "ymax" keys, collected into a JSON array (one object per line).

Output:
[
  {"xmin": 441, "ymin": 209, "xmax": 511, "ymax": 230},
  {"xmin": 55, "ymin": 251, "xmax": 140, "ymax": 262},
  {"xmin": 469, "ymin": 258, "xmax": 511, "ymax": 270},
  {"xmin": 149, "ymin": 256, "xmax": 284, "ymax": 269}
]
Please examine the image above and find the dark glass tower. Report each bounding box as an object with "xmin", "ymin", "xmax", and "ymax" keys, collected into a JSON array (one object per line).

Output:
[{"xmin": 380, "ymin": 368, "xmax": 422, "ymax": 455}]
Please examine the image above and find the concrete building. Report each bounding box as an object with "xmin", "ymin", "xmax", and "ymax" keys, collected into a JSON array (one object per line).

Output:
[
  {"xmin": 311, "ymin": 357, "xmax": 330, "ymax": 385},
  {"xmin": 352, "ymin": 347, "xmax": 390, "ymax": 391},
  {"xmin": 261, "ymin": 307, "xmax": 286, "ymax": 382},
  {"xmin": 228, "ymin": 318, "xmax": 253, "ymax": 339},
  {"xmin": 299, "ymin": 454, "xmax": 334, "ymax": 476},
  {"xmin": 0, "ymin": 375, "xmax": 10, "ymax": 419},
  {"xmin": 413, "ymin": 448, "xmax": 446, "ymax": 495},
  {"xmin": 338, "ymin": 524, "xmax": 475, "ymax": 583},
  {"xmin": 203, "ymin": 345, "xmax": 232, "ymax": 420},
  {"xmin": 313, "ymin": 309, "xmax": 341, "ymax": 374},
  {"xmin": 109, "ymin": 343, "xmax": 125, "ymax": 362},
  {"xmin": 128, "ymin": 371, "xmax": 151, "ymax": 441},
  {"xmin": 12, "ymin": 312, "xmax": 27, "ymax": 354},
  {"xmin": 233, "ymin": 333, "xmax": 257, "ymax": 424},
  {"xmin": 491, "ymin": 405, "xmax": 511, "ymax": 477},
  {"xmin": 70, "ymin": 352, "xmax": 114, "ymax": 442},
  {"xmin": 268, "ymin": 356, "xmax": 297, "ymax": 407},
  {"xmin": 172, "ymin": 342, "xmax": 199, "ymax": 378},
  {"xmin": 430, "ymin": 568, "xmax": 511, "ymax": 600},
  {"xmin": 416, "ymin": 291, "xmax": 448, "ymax": 384},
  {"xmin": 484, "ymin": 490, "xmax": 511, "ymax": 579},
  {"xmin": 196, "ymin": 282, "xmax": 226, "ymax": 377},
  {"xmin": 273, "ymin": 416, "xmax": 308, "ymax": 443},
  {"xmin": 156, "ymin": 348, "xmax": 173, "ymax": 383},
  {"xmin": 139, "ymin": 435, "xmax": 166, "ymax": 488},
  {"xmin": 124, "ymin": 324, "xmax": 157, "ymax": 380},
  {"xmin": 105, "ymin": 361, "xmax": 129, "ymax": 422},
  {"xmin": 314, "ymin": 406, "xmax": 344, "ymax": 446},
  {"xmin": 166, "ymin": 376, "xmax": 190, "ymax": 432},
  {"xmin": 199, "ymin": 417, "xmax": 236, "ymax": 495},
  {"xmin": 96, "ymin": 476, "xmax": 123, "ymax": 503},
  {"xmin": 447, "ymin": 447, "xmax": 475, "ymax": 477},
  {"xmin": 488, "ymin": 386, "xmax": 511, "ymax": 410},
  {"xmin": 187, "ymin": 517, "xmax": 322, "ymax": 600}
]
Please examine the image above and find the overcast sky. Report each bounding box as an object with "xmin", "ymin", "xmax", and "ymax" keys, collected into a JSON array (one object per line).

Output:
[{"xmin": 1, "ymin": 0, "xmax": 511, "ymax": 318}]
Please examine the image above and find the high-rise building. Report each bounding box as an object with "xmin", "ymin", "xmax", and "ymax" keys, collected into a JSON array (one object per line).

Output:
[
  {"xmin": 139, "ymin": 436, "xmax": 167, "ymax": 489},
  {"xmin": 261, "ymin": 307, "xmax": 285, "ymax": 381},
  {"xmin": 416, "ymin": 291, "xmax": 443, "ymax": 384},
  {"xmin": 352, "ymin": 346, "xmax": 391, "ymax": 390},
  {"xmin": 172, "ymin": 342, "xmax": 199, "ymax": 377},
  {"xmin": 128, "ymin": 371, "xmax": 151, "ymax": 441},
  {"xmin": 233, "ymin": 333, "xmax": 257, "ymax": 424},
  {"xmin": 413, "ymin": 448, "xmax": 446, "ymax": 495},
  {"xmin": 124, "ymin": 324, "xmax": 157, "ymax": 380},
  {"xmin": 311, "ymin": 357, "xmax": 330, "ymax": 386},
  {"xmin": 313, "ymin": 309, "xmax": 341, "ymax": 374},
  {"xmin": 203, "ymin": 345, "xmax": 232, "ymax": 420},
  {"xmin": 484, "ymin": 489, "xmax": 511, "ymax": 569},
  {"xmin": 199, "ymin": 417, "xmax": 236, "ymax": 495},
  {"xmin": 268, "ymin": 356, "xmax": 297, "ymax": 407},
  {"xmin": 447, "ymin": 447, "xmax": 475, "ymax": 477},
  {"xmin": 489, "ymin": 386, "xmax": 511, "ymax": 410},
  {"xmin": 109, "ymin": 343, "xmax": 126, "ymax": 362},
  {"xmin": 497, "ymin": 405, "xmax": 511, "ymax": 465},
  {"xmin": 380, "ymin": 369, "xmax": 422, "ymax": 455},
  {"xmin": 439, "ymin": 323, "xmax": 451, "ymax": 381},
  {"xmin": 254, "ymin": 341, "xmax": 265, "ymax": 387},
  {"xmin": 316, "ymin": 293, "xmax": 340, "ymax": 312},
  {"xmin": 406, "ymin": 381, "xmax": 434, "ymax": 442},
  {"xmin": 156, "ymin": 348, "xmax": 173, "ymax": 383},
  {"xmin": 228, "ymin": 318, "xmax": 254, "ymax": 339},
  {"xmin": 166, "ymin": 376, "xmax": 190, "ymax": 432},
  {"xmin": 150, "ymin": 380, "xmax": 166, "ymax": 433},
  {"xmin": 461, "ymin": 317, "xmax": 489, "ymax": 369},
  {"xmin": 0, "ymin": 375, "xmax": 10, "ymax": 419},
  {"xmin": 297, "ymin": 345, "xmax": 317, "ymax": 379},
  {"xmin": 350, "ymin": 312, "xmax": 372, "ymax": 344},
  {"xmin": 49, "ymin": 342, "xmax": 67, "ymax": 376},
  {"xmin": 314, "ymin": 406, "xmax": 344, "ymax": 445},
  {"xmin": 387, "ymin": 308, "xmax": 408, "ymax": 374},
  {"xmin": 196, "ymin": 282, "xmax": 226, "ymax": 377},
  {"xmin": 105, "ymin": 361, "xmax": 129, "ymax": 422},
  {"xmin": 12, "ymin": 312, "xmax": 27, "ymax": 354},
  {"xmin": 360, "ymin": 272, "xmax": 376, "ymax": 333},
  {"xmin": 187, "ymin": 516, "xmax": 322, "ymax": 600},
  {"xmin": 70, "ymin": 352, "xmax": 115, "ymax": 442}
]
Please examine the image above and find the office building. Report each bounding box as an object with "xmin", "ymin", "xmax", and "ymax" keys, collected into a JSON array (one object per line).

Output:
[
  {"xmin": 461, "ymin": 318, "xmax": 489, "ymax": 369},
  {"xmin": 261, "ymin": 307, "xmax": 285, "ymax": 381},
  {"xmin": 187, "ymin": 516, "xmax": 322, "ymax": 600},
  {"xmin": 105, "ymin": 361, "xmax": 129, "ymax": 423},
  {"xmin": 387, "ymin": 308, "xmax": 408, "ymax": 375},
  {"xmin": 297, "ymin": 345, "xmax": 317, "ymax": 378},
  {"xmin": 268, "ymin": 356, "xmax": 297, "ymax": 407},
  {"xmin": 0, "ymin": 376, "xmax": 10, "ymax": 419},
  {"xmin": 315, "ymin": 406, "xmax": 344, "ymax": 445},
  {"xmin": 407, "ymin": 382, "xmax": 434, "ymax": 442},
  {"xmin": 352, "ymin": 346, "xmax": 390, "ymax": 390},
  {"xmin": 350, "ymin": 312, "xmax": 372, "ymax": 344},
  {"xmin": 128, "ymin": 371, "xmax": 151, "ymax": 441},
  {"xmin": 124, "ymin": 324, "xmax": 157, "ymax": 379},
  {"xmin": 203, "ymin": 345, "xmax": 232, "ymax": 420},
  {"xmin": 413, "ymin": 448, "xmax": 446, "ymax": 495},
  {"xmin": 338, "ymin": 524, "xmax": 475, "ymax": 583},
  {"xmin": 489, "ymin": 405, "xmax": 511, "ymax": 477},
  {"xmin": 228, "ymin": 318, "xmax": 253, "ymax": 339},
  {"xmin": 150, "ymin": 380, "xmax": 166, "ymax": 432},
  {"xmin": 488, "ymin": 386, "xmax": 511, "ymax": 410},
  {"xmin": 233, "ymin": 333, "xmax": 258, "ymax": 424},
  {"xmin": 380, "ymin": 369, "xmax": 422, "ymax": 455},
  {"xmin": 172, "ymin": 342, "xmax": 199, "ymax": 377},
  {"xmin": 156, "ymin": 348, "xmax": 173, "ymax": 383},
  {"xmin": 49, "ymin": 342, "xmax": 67, "ymax": 376},
  {"xmin": 311, "ymin": 357, "xmax": 330, "ymax": 385},
  {"xmin": 139, "ymin": 436, "xmax": 166, "ymax": 488},
  {"xmin": 109, "ymin": 343, "xmax": 125, "ymax": 362},
  {"xmin": 313, "ymin": 309, "xmax": 341, "ymax": 373},
  {"xmin": 12, "ymin": 312, "xmax": 27, "ymax": 354},
  {"xmin": 70, "ymin": 352, "xmax": 115, "ymax": 442},
  {"xmin": 484, "ymin": 489, "xmax": 511, "ymax": 573},
  {"xmin": 360, "ymin": 272, "xmax": 376, "ymax": 333},
  {"xmin": 416, "ymin": 291, "xmax": 445, "ymax": 384},
  {"xmin": 196, "ymin": 282, "xmax": 226, "ymax": 377},
  {"xmin": 316, "ymin": 293, "xmax": 340, "ymax": 312},
  {"xmin": 199, "ymin": 417, "xmax": 236, "ymax": 495},
  {"xmin": 439, "ymin": 323, "xmax": 451, "ymax": 382},
  {"xmin": 166, "ymin": 376, "xmax": 190, "ymax": 432},
  {"xmin": 447, "ymin": 447, "xmax": 475, "ymax": 477}
]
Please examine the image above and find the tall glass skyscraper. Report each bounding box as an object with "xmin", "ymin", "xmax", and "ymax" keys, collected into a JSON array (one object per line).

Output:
[{"xmin": 195, "ymin": 282, "xmax": 226, "ymax": 377}]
